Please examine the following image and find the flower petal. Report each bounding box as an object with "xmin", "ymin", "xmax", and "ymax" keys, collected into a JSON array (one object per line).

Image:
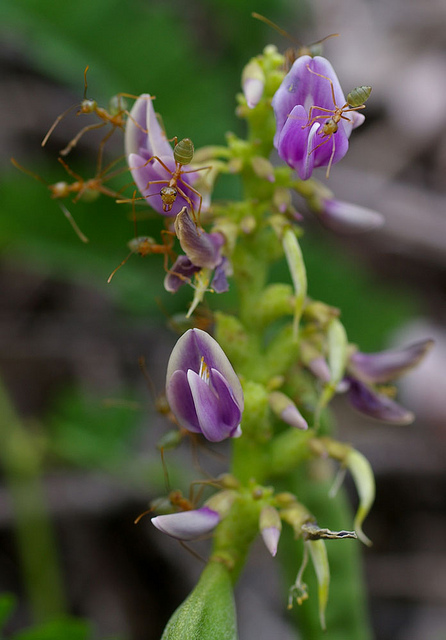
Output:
[
  {"xmin": 349, "ymin": 339, "xmax": 434, "ymax": 384},
  {"xmin": 164, "ymin": 255, "xmax": 201, "ymax": 293},
  {"xmin": 347, "ymin": 378, "xmax": 414, "ymax": 424},
  {"xmin": 166, "ymin": 369, "xmax": 201, "ymax": 433},
  {"xmin": 318, "ymin": 198, "xmax": 384, "ymax": 234},
  {"xmin": 187, "ymin": 370, "xmax": 231, "ymax": 442},
  {"xmin": 151, "ymin": 507, "xmax": 220, "ymax": 540},
  {"xmin": 175, "ymin": 207, "xmax": 224, "ymax": 269}
]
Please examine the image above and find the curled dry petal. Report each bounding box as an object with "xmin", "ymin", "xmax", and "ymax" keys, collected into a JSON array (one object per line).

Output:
[{"xmin": 175, "ymin": 207, "xmax": 224, "ymax": 269}]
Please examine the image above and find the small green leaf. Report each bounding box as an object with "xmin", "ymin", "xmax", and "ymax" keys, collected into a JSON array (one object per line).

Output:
[
  {"xmin": 161, "ymin": 561, "xmax": 237, "ymax": 640},
  {"xmin": 0, "ymin": 593, "xmax": 16, "ymax": 630}
]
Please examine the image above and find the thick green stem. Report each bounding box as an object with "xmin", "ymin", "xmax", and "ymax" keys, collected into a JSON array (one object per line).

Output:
[{"xmin": 0, "ymin": 377, "xmax": 66, "ymax": 622}]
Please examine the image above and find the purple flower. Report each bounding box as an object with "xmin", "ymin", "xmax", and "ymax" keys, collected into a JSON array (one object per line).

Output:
[
  {"xmin": 152, "ymin": 507, "xmax": 220, "ymax": 540},
  {"xmin": 272, "ymin": 56, "xmax": 365, "ymax": 180},
  {"xmin": 345, "ymin": 339, "xmax": 434, "ymax": 424},
  {"xmin": 125, "ymin": 95, "xmax": 201, "ymax": 216},
  {"xmin": 166, "ymin": 328, "xmax": 244, "ymax": 442},
  {"xmin": 164, "ymin": 207, "xmax": 230, "ymax": 295}
]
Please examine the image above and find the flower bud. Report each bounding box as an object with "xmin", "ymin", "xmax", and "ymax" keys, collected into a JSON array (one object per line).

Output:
[
  {"xmin": 166, "ymin": 328, "xmax": 244, "ymax": 442},
  {"xmin": 250, "ymin": 156, "xmax": 275, "ymax": 182},
  {"xmin": 241, "ymin": 58, "xmax": 265, "ymax": 108},
  {"xmin": 151, "ymin": 507, "xmax": 220, "ymax": 541},
  {"xmin": 259, "ymin": 505, "xmax": 282, "ymax": 557},
  {"xmin": 269, "ymin": 391, "xmax": 308, "ymax": 430},
  {"xmin": 205, "ymin": 490, "xmax": 237, "ymax": 519},
  {"xmin": 282, "ymin": 227, "xmax": 307, "ymax": 339}
]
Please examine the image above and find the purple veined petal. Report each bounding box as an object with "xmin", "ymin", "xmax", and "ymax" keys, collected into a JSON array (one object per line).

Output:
[
  {"xmin": 276, "ymin": 105, "xmax": 316, "ymax": 178},
  {"xmin": 151, "ymin": 507, "xmax": 220, "ymax": 540},
  {"xmin": 318, "ymin": 198, "xmax": 385, "ymax": 234},
  {"xmin": 209, "ymin": 368, "xmax": 243, "ymax": 431},
  {"xmin": 272, "ymin": 55, "xmax": 347, "ymax": 147},
  {"xmin": 349, "ymin": 339, "xmax": 434, "ymax": 384},
  {"xmin": 175, "ymin": 208, "xmax": 224, "ymax": 269},
  {"xmin": 347, "ymin": 377, "xmax": 414, "ymax": 425},
  {"xmin": 164, "ymin": 255, "xmax": 201, "ymax": 293},
  {"xmin": 211, "ymin": 257, "xmax": 231, "ymax": 293},
  {"xmin": 166, "ymin": 369, "xmax": 201, "ymax": 433},
  {"xmin": 187, "ymin": 370, "xmax": 228, "ymax": 442},
  {"xmin": 350, "ymin": 111, "xmax": 365, "ymax": 130},
  {"xmin": 166, "ymin": 329, "xmax": 244, "ymax": 413},
  {"xmin": 124, "ymin": 94, "xmax": 153, "ymax": 158}
]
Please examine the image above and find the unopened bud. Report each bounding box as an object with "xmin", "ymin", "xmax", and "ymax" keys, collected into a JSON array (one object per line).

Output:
[
  {"xmin": 250, "ymin": 156, "xmax": 275, "ymax": 182},
  {"xmin": 241, "ymin": 58, "xmax": 265, "ymax": 108},
  {"xmin": 259, "ymin": 505, "xmax": 282, "ymax": 557},
  {"xmin": 269, "ymin": 391, "xmax": 308, "ymax": 430}
]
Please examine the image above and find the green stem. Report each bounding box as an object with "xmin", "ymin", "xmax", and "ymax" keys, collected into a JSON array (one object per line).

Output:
[{"xmin": 0, "ymin": 377, "xmax": 66, "ymax": 622}]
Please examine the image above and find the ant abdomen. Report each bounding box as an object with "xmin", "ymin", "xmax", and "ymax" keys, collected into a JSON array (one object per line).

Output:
[
  {"xmin": 173, "ymin": 138, "xmax": 194, "ymax": 166},
  {"xmin": 347, "ymin": 86, "xmax": 372, "ymax": 108}
]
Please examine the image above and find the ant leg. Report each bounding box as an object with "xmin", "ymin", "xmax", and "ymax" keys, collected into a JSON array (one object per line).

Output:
[
  {"xmin": 130, "ymin": 155, "xmax": 173, "ymax": 178},
  {"xmin": 306, "ymin": 65, "xmax": 338, "ymax": 108},
  {"xmin": 308, "ymin": 133, "xmax": 331, "ymax": 156},
  {"xmin": 177, "ymin": 181, "xmax": 203, "ymax": 228},
  {"xmin": 107, "ymin": 251, "xmax": 133, "ymax": 283},
  {"xmin": 60, "ymin": 121, "xmax": 107, "ymax": 156},
  {"xmin": 58, "ymin": 203, "xmax": 89, "ymax": 243},
  {"xmin": 11, "ymin": 158, "xmax": 49, "ymax": 186},
  {"xmin": 95, "ymin": 125, "xmax": 117, "ymax": 174},
  {"xmin": 41, "ymin": 104, "xmax": 78, "ymax": 147},
  {"xmin": 180, "ymin": 164, "xmax": 213, "ymax": 175},
  {"xmin": 57, "ymin": 157, "xmax": 84, "ymax": 181}
]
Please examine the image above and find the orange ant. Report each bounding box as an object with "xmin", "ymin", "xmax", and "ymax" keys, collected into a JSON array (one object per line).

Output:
[
  {"xmin": 252, "ymin": 12, "xmax": 339, "ymax": 71},
  {"xmin": 301, "ymin": 66, "xmax": 371, "ymax": 177},
  {"xmin": 11, "ymin": 155, "xmax": 128, "ymax": 242},
  {"xmin": 107, "ymin": 192, "xmax": 177, "ymax": 283},
  {"xmin": 130, "ymin": 137, "xmax": 211, "ymax": 228},
  {"xmin": 41, "ymin": 66, "xmax": 152, "ymax": 171}
]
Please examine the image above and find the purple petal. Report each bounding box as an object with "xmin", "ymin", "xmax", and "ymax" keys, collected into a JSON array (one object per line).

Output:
[
  {"xmin": 349, "ymin": 339, "xmax": 434, "ymax": 384},
  {"xmin": 347, "ymin": 378, "xmax": 414, "ymax": 425},
  {"xmin": 151, "ymin": 507, "xmax": 220, "ymax": 540},
  {"xmin": 166, "ymin": 329, "xmax": 243, "ymax": 412},
  {"xmin": 276, "ymin": 105, "xmax": 314, "ymax": 178},
  {"xmin": 125, "ymin": 94, "xmax": 153, "ymax": 158},
  {"xmin": 209, "ymin": 368, "xmax": 243, "ymax": 432},
  {"xmin": 281, "ymin": 405, "xmax": 308, "ymax": 430},
  {"xmin": 318, "ymin": 198, "xmax": 384, "ymax": 234},
  {"xmin": 211, "ymin": 257, "xmax": 231, "ymax": 293},
  {"xmin": 164, "ymin": 255, "xmax": 201, "ymax": 293},
  {"xmin": 166, "ymin": 369, "xmax": 201, "ymax": 433},
  {"xmin": 175, "ymin": 208, "xmax": 224, "ymax": 269}
]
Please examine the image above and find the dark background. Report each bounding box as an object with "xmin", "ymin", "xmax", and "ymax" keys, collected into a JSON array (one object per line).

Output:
[{"xmin": 0, "ymin": 0, "xmax": 445, "ymax": 638}]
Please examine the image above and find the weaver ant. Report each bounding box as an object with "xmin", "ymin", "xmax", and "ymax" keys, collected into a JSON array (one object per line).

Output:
[
  {"xmin": 41, "ymin": 66, "xmax": 152, "ymax": 171},
  {"xmin": 252, "ymin": 12, "xmax": 338, "ymax": 70},
  {"xmin": 130, "ymin": 137, "xmax": 211, "ymax": 228},
  {"xmin": 11, "ymin": 155, "xmax": 128, "ymax": 242},
  {"xmin": 302, "ymin": 66, "xmax": 371, "ymax": 177}
]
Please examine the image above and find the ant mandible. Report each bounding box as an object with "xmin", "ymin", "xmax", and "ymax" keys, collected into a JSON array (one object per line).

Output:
[{"xmin": 302, "ymin": 66, "xmax": 371, "ymax": 177}]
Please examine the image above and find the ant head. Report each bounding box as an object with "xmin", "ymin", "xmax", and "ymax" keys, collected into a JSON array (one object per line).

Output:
[
  {"xmin": 79, "ymin": 98, "xmax": 97, "ymax": 114},
  {"xmin": 174, "ymin": 138, "xmax": 194, "ymax": 166},
  {"xmin": 50, "ymin": 181, "xmax": 70, "ymax": 198},
  {"xmin": 160, "ymin": 186, "xmax": 178, "ymax": 211}
]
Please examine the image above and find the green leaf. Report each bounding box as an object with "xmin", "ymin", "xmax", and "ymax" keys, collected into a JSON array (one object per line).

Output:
[{"xmin": 161, "ymin": 562, "xmax": 237, "ymax": 640}]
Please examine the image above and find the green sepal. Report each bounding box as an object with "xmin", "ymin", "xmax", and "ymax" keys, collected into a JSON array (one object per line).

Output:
[{"xmin": 161, "ymin": 562, "xmax": 237, "ymax": 640}]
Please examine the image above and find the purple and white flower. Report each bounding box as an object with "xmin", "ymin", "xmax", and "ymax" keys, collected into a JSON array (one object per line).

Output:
[
  {"xmin": 125, "ymin": 95, "xmax": 201, "ymax": 216},
  {"xmin": 166, "ymin": 328, "xmax": 244, "ymax": 442},
  {"xmin": 272, "ymin": 56, "xmax": 365, "ymax": 180}
]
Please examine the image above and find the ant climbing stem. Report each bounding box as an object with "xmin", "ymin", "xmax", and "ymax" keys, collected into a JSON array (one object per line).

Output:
[
  {"xmin": 301, "ymin": 65, "xmax": 371, "ymax": 178},
  {"xmin": 41, "ymin": 66, "xmax": 153, "ymax": 173}
]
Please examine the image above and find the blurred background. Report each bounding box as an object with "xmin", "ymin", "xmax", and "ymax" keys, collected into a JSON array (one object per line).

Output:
[{"xmin": 0, "ymin": 0, "xmax": 445, "ymax": 638}]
